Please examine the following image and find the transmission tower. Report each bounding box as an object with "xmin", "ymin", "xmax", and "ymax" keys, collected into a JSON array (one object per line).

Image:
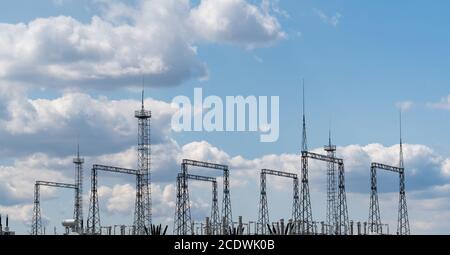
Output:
[
  {"xmin": 31, "ymin": 181, "xmax": 77, "ymax": 235},
  {"xmin": 324, "ymin": 131, "xmax": 338, "ymax": 235},
  {"xmin": 300, "ymin": 81, "xmax": 313, "ymax": 234},
  {"xmin": 73, "ymin": 144, "xmax": 84, "ymax": 234},
  {"xmin": 134, "ymin": 86, "xmax": 152, "ymax": 234},
  {"xmin": 176, "ymin": 173, "xmax": 220, "ymax": 235},
  {"xmin": 398, "ymin": 111, "xmax": 410, "ymax": 235},
  {"xmin": 87, "ymin": 167, "xmax": 99, "ymax": 234},
  {"xmin": 31, "ymin": 183, "xmax": 42, "ymax": 235},
  {"xmin": 174, "ymin": 159, "xmax": 232, "ymax": 235},
  {"xmin": 258, "ymin": 171, "xmax": 268, "ymax": 235},
  {"xmin": 87, "ymin": 165, "xmax": 139, "ymax": 234},
  {"xmin": 257, "ymin": 169, "xmax": 299, "ymax": 235}
]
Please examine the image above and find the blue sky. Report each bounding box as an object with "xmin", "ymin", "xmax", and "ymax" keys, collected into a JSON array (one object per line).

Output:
[{"xmin": 0, "ymin": 0, "xmax": 450, "ymax": 235}]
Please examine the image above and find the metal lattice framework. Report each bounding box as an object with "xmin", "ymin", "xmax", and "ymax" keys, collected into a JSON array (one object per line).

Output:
[
  {"xmin": 174, "ymin": 159, "xmax": 232, "ymax": 235},
  {"xmin": 299, "ymin": 83, "xmax": 348, "ymax": 235},
  {"xmin": 176, "ymin": 173, "xmax": 220, "ymax": 235},
  {"xmin": 301, "ymin": 151, "xmax": 349, "ymax": 235},
  {"xmin": 257, "ymin": 169, "xmax": 299, "ymax": 235},
  {"xmin": 31, "ymin": 181, "xmax": 77, "ymax": 235},
  {"xmin": 324, "ymin": 133, "xmax": 338, "ymax": 235},
  {"xmin": 87, "ymin": 164, "xmax": 139, "ymax": 235},
  {"xmin": 73, "ymin": 145, "xmax": 84, "ymax": 234},
  {"xmin": 134, "ymin": 89, "xmax": 152, "ymax": 234},
  {"xmin": 299, "ymin": 81, "xmax": 314, "ymax": 234},
  {"xmin": 368, "ymin": 162, "xmax": 410, "ymax": 235}
]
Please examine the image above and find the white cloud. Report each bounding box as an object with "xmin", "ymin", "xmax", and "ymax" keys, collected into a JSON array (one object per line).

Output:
[
  {"xmin": 188, "ymin": 0, "xmax": 286, "ymax": 48},
  {"xmin": 441, "ymin": 159, "xmax": 450, "ymax": 177},
  {"xmin": 0, "ymin": 204, "xmax": 33, "ymax": 225},
  {"xmin": 0, "ymin": 88, "xmax": 176, "ymax": 157},
  {"xmin": 314, "ymin": 8, "xmax": 342, "ymax": 27},
  {"xmin": 396, "ymin": 101, "xmax": 414, "ymax": 111},
  {"xmin": 0, "ymin": 0, "xmax": 284, "ymax": 89},
  {"xmin": 427, "ymin": 95, "xmax": 450, "ymax": 110},
  {"xmin": 0, "ymin": 154, "xmax": 71, "ymax": 204},
  {"xmin": 106, "ymin": 184, "xmax": 135, "ymax": 215}
]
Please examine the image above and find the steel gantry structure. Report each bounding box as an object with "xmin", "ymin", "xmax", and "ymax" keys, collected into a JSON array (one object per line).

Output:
[
  {"xmin": 86, "ymin": 164, "xmax": 141, "ymax": 235},
  {"xmin": 135, "ymin": 88, "xmax": 152, "ymax": 232},
  {"xmin": 257, "ymin": 169, "xmax": 299, "ymax": 235},
  {"xmin": 368, "ymin": 163, "xmax": 410, "ymax": 235},
  {"xmin": 301, "ymin": 151, "xmax": 349, "ymax": 235},
  {"xmin": 300, "ymin": 83, "xmax": 348, "ymax": 235},
  {"xmin": 174, "ymin": 159, "xmax": 232, "ymax": 235},
  {"xmin": 73, "ymin": 145, "xmax": 84, "ymax": 234},
  {"xmin": 31, "ymin": 181, "xmax": 78, "ymax": 235},
  {"xmin": 176, "ymin": 173, "xmax": 220, "ymax": 235},
  {"xmin": 368, "ymin": 112, "xmax": 410, "ymax": 235}
]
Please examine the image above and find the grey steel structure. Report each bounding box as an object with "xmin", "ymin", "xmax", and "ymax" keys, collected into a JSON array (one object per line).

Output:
[
  {"xmin": 300, "ymin": 82, "xmax": 314, "ymax": 234},
  {"xmin": 174, "ymin": 159, "xmax": 232, "ymax": 235},
  {"xmin": 368, "ymin": 112, "xmax": 410, "ymax": 235},
  {"xmin": 87, "ymin": 164, "xmax": 139, "ymax": 235},
  {"xmin": 176, "ymin": 173, "xmax": 220, "ymax": 235},
  {"xmin": 31, "ymin": 181, "xmax": 77, "ymax": 235},
  {"xmin": 257, "ymin": 169, "xmax": 299, "ymax": 235},
  {"xmin": 300, "ymin": 83, "xmax": 348, "ymax": 235},
  {"xmin": 302, "ymin": 151, "xmax": 349, "ymax": 235},
  {"xmin": 134, "ymin": 89, "xmax": 152, "ymax": 234},
  {"xmin": 73, "ymin": 145, "xmax": 84, "ymax": 233},
  {"xmin": 324, "ymin": 132, "xmax": 338, "ymax": 235}
]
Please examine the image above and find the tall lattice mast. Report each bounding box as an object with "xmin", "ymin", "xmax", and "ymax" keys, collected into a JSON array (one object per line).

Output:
[
  {"xmin": 324, "ymin": 129, "xmax": 337, "ymax": 235},
  {"xmin": 73, "ymin": 144, "xmax": 84, "ymax": 234},
  {"xmin": 134, "ymin": 81, "xmax": 152, "ymax": 234},
  {"xmin": 300, "ymin": 80, "xmax": 313, "ymax": 234},
  {"xmin": 398, "ymin": 110, "xmax": 410, "ymax": 235}
]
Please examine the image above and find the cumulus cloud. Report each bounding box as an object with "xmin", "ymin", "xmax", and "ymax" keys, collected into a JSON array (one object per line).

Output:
[
  {"xmin": 0, "ymin": 88, "xmax": 176, "ymax": 157},
  {"xmin": 0, "ymin": 0, "xmax": 284, "ymax": 89},
  {"xmin": 188, "ymin": 0, "xmax": 286, "ymax": 48},
  {"xmin": 0, "ymin": 154, "xmax": 71, "ymax": 205}
]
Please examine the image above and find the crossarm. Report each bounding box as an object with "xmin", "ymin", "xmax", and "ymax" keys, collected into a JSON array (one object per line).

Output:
[
  {"xmin": 302, "ymin": 151, "xmax": 343, "ymax": 164},
  {"xmin": 93, "ymin": 164, "xmax": 139, "ymax": 175},
  {"xmin": 36, "ymin": 181, "xmax": 77, "ymax": 189},
  {"xmin": 262, "ymin": 169, "xmax": 297, "ymax": 179},
  {"xmin": 371, "ymin": 162, "xmax": 403, "ymax": 173}
]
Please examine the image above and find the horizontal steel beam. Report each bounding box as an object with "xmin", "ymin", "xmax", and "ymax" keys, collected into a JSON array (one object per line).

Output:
[
  {"xmin": 302, "ymin": 151, "xmax": 343, "ymax": 164},
  {"xmin": 184, "ymin": 173, "xmax": 216, "ymax": 183},
  {"xmin": 36, "ymin": 181, "xmax": 77, "ymax": 189},
  {"xmin": 371, "ymin": 162, "xmax": 403, "ymax": 173},
  {"xmin": 93, "ymin": 164, "xmax": 139, "ymax": 175},
  {"xmin": 261, "ymin": 169, "xmax": 297, "ymax": 179},
  {"xmin": 182, "ymin": 159, "xmax": 228, "ymax": 171}
]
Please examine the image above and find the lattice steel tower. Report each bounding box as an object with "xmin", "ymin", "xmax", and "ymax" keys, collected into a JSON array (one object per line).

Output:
[
  {"xmin": 31, "ymin": 183, "xmax": 42, "ymax": 235},
  {"xmin": 134, "ymin": 87, "xmax": 152, "ymax": 234},
  {"xmin": 73, "ymin": 144, "xmax": 84, "ymax": 233},
  {"xmin": 324, "ymin": 130, "xmax": 338, "ymax": 235},
  {"xmin": 398, "ymin": 111, "xmax": 410, "ymax": 235},
  {"xmin": 300, "ymin": 81, "xmax": 313, "ymax": 234}
]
